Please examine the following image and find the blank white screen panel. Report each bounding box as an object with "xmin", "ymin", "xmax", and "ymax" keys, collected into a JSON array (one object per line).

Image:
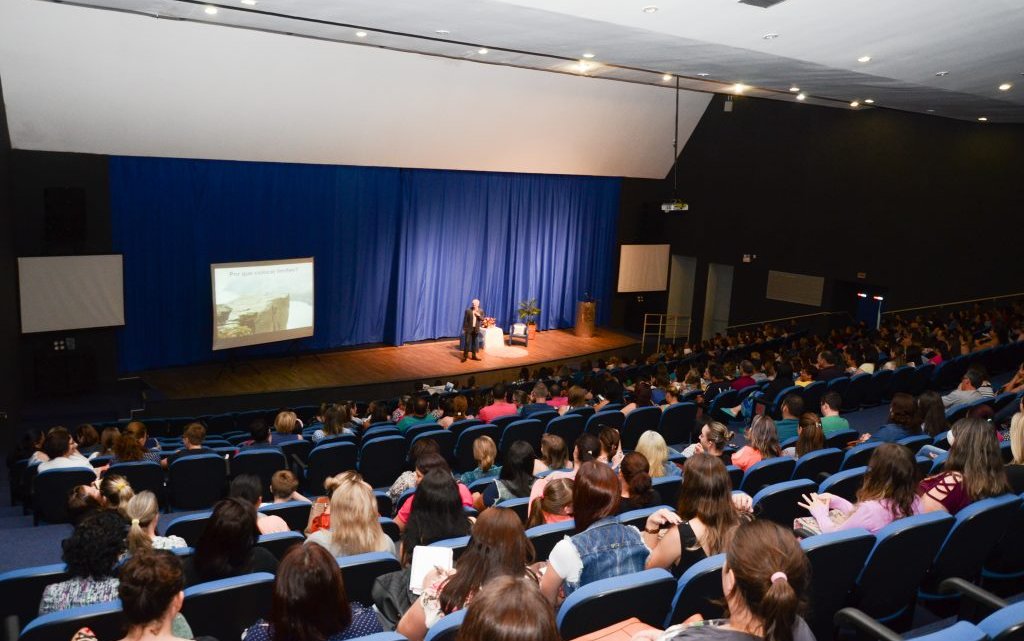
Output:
[
  {"xmin": 18, "ymin": 255, "xmax": 125, "ymax": 333},
  {"xmin": 617, "ymin": 244, "xmax": 671, "ymax": 292},
  {"xmin": 766, "ymin": 270, "xmax": 825, "ymax": 307},
  {"xmin": 211, "ymin": 258, "xmax": 315, "ymax": 351}
]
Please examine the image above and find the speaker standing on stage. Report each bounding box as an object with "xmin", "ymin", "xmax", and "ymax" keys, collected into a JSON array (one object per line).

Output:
[{"xmin": 462, "ymin": 299, "xmax": 484, "ymax": 362}]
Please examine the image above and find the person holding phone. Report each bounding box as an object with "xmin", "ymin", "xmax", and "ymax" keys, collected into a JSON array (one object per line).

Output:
[{"xmin": 462, "ymin": 299, "xmax": 484, "ymax": 362}]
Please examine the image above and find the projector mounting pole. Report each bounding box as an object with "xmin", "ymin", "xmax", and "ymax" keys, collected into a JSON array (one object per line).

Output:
[{"xmin": 672, "ymin": 76, "xmax": 679, "ymax": 199}]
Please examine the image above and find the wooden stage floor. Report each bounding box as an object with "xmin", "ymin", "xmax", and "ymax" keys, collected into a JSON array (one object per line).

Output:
[{"xmin": 142, "ymin": 329, "xmax": 640, "ymax": 402}]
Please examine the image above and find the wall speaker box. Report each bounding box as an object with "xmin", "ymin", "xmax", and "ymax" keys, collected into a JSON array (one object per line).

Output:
[{"xmin": 44, "ymin": 187, "xmax": 87, "ymax": 250}]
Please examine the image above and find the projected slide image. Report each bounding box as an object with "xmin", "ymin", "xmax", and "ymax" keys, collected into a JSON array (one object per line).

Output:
[{"xmin": 211, "ymin": 258, "xmax": 314, "ymax": 350}]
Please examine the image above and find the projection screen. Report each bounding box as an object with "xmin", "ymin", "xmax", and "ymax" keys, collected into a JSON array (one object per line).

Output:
[
  {"xmin": 617, "ymin": 244, "xmax": 671, "ymax": 292},
  {"xmin": 18, "ymin": 255, "xmax": 125, "ymax": 333},
  {"xmin": 211, "ymin": 257, "xmax": 315, "ymax": 350}
]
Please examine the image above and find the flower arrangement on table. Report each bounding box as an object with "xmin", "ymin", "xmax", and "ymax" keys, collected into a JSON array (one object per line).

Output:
[{"xmin": 481, "ymin": 317, "xmax": 496, "ymax": 328}]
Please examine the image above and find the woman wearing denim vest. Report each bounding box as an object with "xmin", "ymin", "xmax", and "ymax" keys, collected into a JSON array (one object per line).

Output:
[{"xmin": 540, "ymin": 461, "xmax": 650, "ymax": 604}]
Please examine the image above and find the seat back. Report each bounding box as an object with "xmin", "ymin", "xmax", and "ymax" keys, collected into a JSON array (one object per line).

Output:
[
  {"xmin": 977, "ymin": 600, "xmax": 1024, "ymax": 641},
  {"xmin": 379, "ymin": 517, "xmax": 400, "ymax": 542},
  {"xmin": 585, "ymin": 410, "xmax": 624, "ymax": 436},
  {"xmin": 707, "ymin": 389, "xmax": 739, "ymax": 423},
  {"xmin": 898, "ymin": 434, "xmax": 932, "ymax": 454},
  {"xmin": 983, "ymin": 496, "xmax": 1024, "ymax": 593},
  {"xmin": 499, "ymin": 419, "xmax": 544, "ymax": 459},
  {"xmin": 739, "ymin": 457, "xmax": 796, "ymax": 495},
  {"xmin": 853, "ymin": 512, "xmax": 955, "ymax": 626},
  {"xmin": 230, "ymin": 450, "xmax": 287, "ymax": 500},
  {"xmin": 665, "ymin": 553, "xmax": 727, "ymax": 626},
  {"xmin": 165, "ymin": 510, "xmax": 213, "ymax": 546},
  {"xmin": 844, "ymin": 374, "xmax": 871, "ymax": 410},
  {"xmin": 545, "ymin": 414, "xmax": 584, "ymax": 457},
  {"xmin": 18, "ymin": 600, "xmax": 123, "ymax": 641},
  {"xmin": 827, "ymin": 377, "xmax": 851, "ymax": 405},
  {"xmin": 557, "ymin": 569, "xmax": 676, "ymax": 639},
  {"xmin": 32, "ymin": 468, "xmax": 97, "ymax": 524},
  {"xmin": 453, "ymin": 424, "xmax": 500, "ymax": 473},
  {"xmin": 306, "ymin": 442, "xmax": 358, "ymax": 495},
  {"xmin": 824, "ymin": 429, "xmax": 860, "ymax": 450},
  {"xmin": 890, "ymin": 365, "xmax": 915, "ymax": 395},
  {"xmin": 617, "ymin": 505, "xmax": 672, "ymax": 530},
  {"xmin": 423, "ymin": 608, "xmax": 467, "ymax": 641},
  {"xmin": 726, "ymin": 465, "xmax": 743, "ymax": 491},
  {"xmin": 430, "ymin": 535, "xmax": 472, "ymax": 561},
  {"xmin": 801, "ymin": 529, "xmax": 875, "ymax": 641},
  {"xmin": 651, "ymin": 475, "xmax": 682, "ymax": 510},
  {"xmin": 256, "ymin": 530, "xmax": 305, "ymax": 559},
  {"xmin": 766, "ymin": 386, "xmax": 801, "ymax": 419},
  {"xmin": 259, "ymin": 500, "xmax": 312, "ymax": 532},
  {"xmin": 801, "ymin": 381, "xmax": 828, "ymax": 414},
  {"xmin": 659, "ymin": 402, "xmax": 697, "ymax": 448},
  {"xmin": 752, "ymin": 479, "xmax": 816, "ymax": 526},
  {"xmin": 337, "ymin": 552, "xmax": 401, "ymax": 606},
  {"xmin": 168, "ymin": 454, "xmax": 227, "ymax": 510},
  {"xmin": 866, "ymin": 369, "xmax": 894, "ymax": 406},
  {"xmin": 911, "ymin": 363, "xmax": 936, "ymax": 396},
  {"xmin": 497, "ymin": 496, "xmax": 531, "ymax": 525},
  {"xmin": 526, "ymin": 520, "xmax": 576, "ymax": 561},
  {"xmin": 792, "ymin": 448, "xmax": 843, "ymax": 482},
  {"xmin": 818, "ymin": 466, "xmax": 867, "ymax": 503},
  {"xmin": 108, "ymin": 461, "xmax": 166, "ymax": 502},
  {"xmin": 181, "ymin": 572, "xmax": 275, "ymax": 641},
  {"xmin": 621, "ymin": 407, "xmax": 662, "ymax": 451},
  {"xmin": 0, "ymin": 562, "xmax": 70, "ymax": 634},
  {"xmin": 409, "ymin": 430, "xmax": 455, "ymax": 466},
  {"xmin": 530, "ymin": 411, "xmax": 559, "ymax": 429},
  {"xmin": 841, "ymin": 441, "xmax": 881, "ymax": 471},
  {"xmin": 279, "ymin": 439, "xmax": 313, "ymax": 473},
  {"xmin": 358, "ymin": 436, "xmax": 406, "ymax": 489}
]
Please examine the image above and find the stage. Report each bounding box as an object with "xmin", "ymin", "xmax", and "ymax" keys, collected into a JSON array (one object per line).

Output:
[{"xmin": 138, "ymin": 328, "xmax": 640, "ymax": 415}]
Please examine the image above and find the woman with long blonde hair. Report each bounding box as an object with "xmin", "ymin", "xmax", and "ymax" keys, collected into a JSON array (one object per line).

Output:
[
  {"xmin": 124, "ymin": 491, "xmax": 187, "ymax": 554},
  {"xmin": 635, "ymin": 430, "xmax": 680, "ymax": 478},
  {"xmin": 305, "ymin": 471, "xmax": 395, "ymax": 557}
]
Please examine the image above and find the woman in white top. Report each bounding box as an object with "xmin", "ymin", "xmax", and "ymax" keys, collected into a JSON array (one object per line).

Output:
[
  {"xmin": 305, "ymin": 471, "xmax": 395, "ymax": 558},
  {"xmin": 125, "ymin": 491, "xmax": 187, "ymax": 554},
  {"xmin": 36, "ymin": 429, "xmax": 96, "ymax": 476}
]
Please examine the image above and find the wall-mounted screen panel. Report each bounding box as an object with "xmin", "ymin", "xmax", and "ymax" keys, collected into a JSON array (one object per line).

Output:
[
  {"xmin": 766, "ymin": 270, "xmax": 825, "ymax": 307},
  {"xmin": 18, "ymin": 255, "xmax": 125, "ymax": 333},
  {"xmin": 617, "ymin": 244, "xmax": 671, "ymax": 292}
]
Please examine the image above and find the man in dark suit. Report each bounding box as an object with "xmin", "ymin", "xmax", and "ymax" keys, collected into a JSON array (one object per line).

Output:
[{"xmin": 462, "ymin": 298, "xmax": 484, "ymax": 362}]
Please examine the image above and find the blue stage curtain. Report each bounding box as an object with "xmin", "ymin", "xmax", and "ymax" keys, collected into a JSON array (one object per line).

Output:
[{"xmin": 110, "ymin": 157, "xmax": 619, "ymax": 372}]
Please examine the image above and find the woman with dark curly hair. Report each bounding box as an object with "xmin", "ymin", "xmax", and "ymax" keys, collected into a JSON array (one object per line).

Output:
[{"xmin": 39, "ymin": 510, "xmax": 126, "ymax": 615}]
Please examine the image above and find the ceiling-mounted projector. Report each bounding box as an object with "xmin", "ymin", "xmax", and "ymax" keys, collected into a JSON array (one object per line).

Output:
[{"xmin": 661, "ymin": 199, "xmax": 689, "ymax": 212}]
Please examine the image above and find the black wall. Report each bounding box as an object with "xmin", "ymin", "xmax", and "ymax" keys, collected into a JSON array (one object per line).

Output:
[
  {"xmin": 0, "ymin": 80, "xmax": 18, "ymax": 443},
  {"xmin": 616, "ymin": 94, "xmax": 1024, "ymax": 338}
]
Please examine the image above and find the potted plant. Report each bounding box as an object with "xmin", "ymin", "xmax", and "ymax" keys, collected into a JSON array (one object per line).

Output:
[{"xmin": 517, "ymin": 298, "xmax": 541, "ymax": 340}]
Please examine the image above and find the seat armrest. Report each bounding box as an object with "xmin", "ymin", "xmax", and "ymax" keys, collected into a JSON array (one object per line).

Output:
[{"xmin": 833, "ymin": 608, "xmax": 902, "ymax": 641}]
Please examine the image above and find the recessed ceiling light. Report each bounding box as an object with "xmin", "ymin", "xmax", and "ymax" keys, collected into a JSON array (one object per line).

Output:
[
  {"xmin": 763, "ymin": 33, "xmax": 779, "ymax": 40},
  {"xmin": 696, "ymin": 72, "xmax": 710, "ymax": 77},
  {"xmin": 662, "ymin": 74, "xmax": 673, "ymax": 82},
  {"xmin": 582, "ymin": 52, "xmax": 595, "ymax": 59},
  {"xmin": 927, "ymin": 109, "xmax": 936, "ymax": 113},
  {"xmin": 435, "ymin": 29, "xmax": 450, "ymax": 35},
  {"xmin": 857, "ymin": 56, "xmax": 871, "ymax": 63},
  {"xmin": 999, "ymin": 83, "xmax": 1012, "ymax": 91},
  {"xmin": 642, "ymin": 5, "xmax": 659, "ymax": 13},
  {"xmin": 239, "ymin": 0, "xmax": 256, "ymax": 5},
  {"xmin": 789, "ymin": 86, "xmax": 800, "ymax": 92},
  {"xmin": 576, "ymin": 60, "xmax": 591, "ymax": 73},
  {"xmin": 203, "ymin": 5, "xmax": 217, "ymax": 14},
  {"xmin": 935, "ymin": 71, "xmax": 949, "ymax": 77},
  {"xmin": 732, "ymin": 83, "xmax": 748, "ymax": 94},
  {"xmin": 355, "ymin": 31, "xmax": 367, "ymax": 38},
  {"xmin": 978, "ymin": 117, "xmax": 988, "ymax": 122},
  {"xmin": 478, "ymin": 48, "xmax": 488, "ymax": 55},
  {"xmin": 796, "ymin": 93, "xmax": 806, "ymax": 101},
  {"xmin": 864, "ymin": 98, "xmax": 875, "ymax": 104},
  {"xmin": 850, "ymin": 100, "xmax": 860, "ymax": 108}
]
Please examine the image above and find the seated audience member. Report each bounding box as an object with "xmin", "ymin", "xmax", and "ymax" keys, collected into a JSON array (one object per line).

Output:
[
  {"xmin": 621, "ymin": 381, "xmax": 656, "ymax": 415},
  {"xmin": 111, "ymin": 422, "xmax": 161, "ymax": 464},
  {"xmin": 798, "ymin": 443, "xmax": 922, "ymax": 534},
  {"xmin": 534, "ymin": 433, "xmax": 569, "ymax": 476},
  {"xmin": 527, "ymin": 433, "xmax": 601, "ymax": 508},
  {"xmin": 917, "ymin": 390, "xmax": 949, "ymax": 438},
  {"xmin": 306, "ymin": 471, "xmax": 358, "ymax": 535},
  {"xmin": 635, "ymin": 430, "xmax": 681, "ymax": 478},
  {"xmin": 816, "ymin": 350, "xmax": 846, "ymax": 381},
  {"xmin": 398, "ymin": 508, "xmax": 537, "ymax": 641},
  {"xmin": 365, "ymin": 400, "xmax": 392, "ymax": 427},
  {"xmin": 819, "ymin": 391, "xmax": 851, "ymax": 436},
  {"xmin": 75, "ymin": 425, "xmax": 101, "ymax": 458},
  {"xmin": 723, "ymin": 361, "xmax": 796, "ymax": 420},
  {"xmin": 438, "ymin": 395, "xmax": 471, "ymax": 429},
  {"xmin": 547, "ymin": 384, "xmax": 569, "ymax": 409},
  {"xmin": 526, "ymin": 478, "xmax": 574, "ymax": 528},
  {"xmin": 644, "ymin": 520, "xmax": 814, "ymax": 641},
  {"xmin": 99, "ymin": 474, "xmax": 134, "ymax": 516},
  {"xmin": 598, "ymin": 426, "xmax": 624, "ymax": 469},
  {"xmin": 183, "ymin": 497, "xmax": 278, "ymax": 586},
  {"xmin": 398, "ymin": 468, "xmax": 473, "ymax": 565},
  {"xmin": 703, "ymin": 363, "xmax": 731, "ymax": 400},
  {"xmin": 41, "ymin": 509, "xmax": 194, "ymax": 641},
  {"xmin": 519, "ymin": 383, "xmax": 554, "ymax": 418},
  {"xmin": 98, "ymin": 427, "xmax": 120, "ymax": 457},
  {"xmin": 782, "ymin": 414, "xmax": 825, "ymax": 458},
  {"xmin": 540, "ymin": 461, "xmax": 648, "ymax": 604},
  {"xmin": 244, "ymin": 544, "xmax": 382, "ymax": 641},
  {"xmin": 270, "ymin": 469, "xmax": 310, "ymax": 504},
  {"xmin": 244, "ymin": 419, "xmax": 277, "ymax": 450},
  {"xmin": 67, "ymin": 485, "xmax": 105, "ymax": 525},
  {"xmin": 16, "ymin": 428, "xmax": 47, "ymax": 466},
  {"xmin": 730, "ymin": 360, "xmax": 757, "ymax": 392},
  {"xmin": 163, "ymin": 421, "xmax": 214, "ymax": 468},
  {"xmin": 774, "ymin": 394, "xmax": 804, "ymax": 442},
  {"xmin": 942, "ymin": 369, "xmax": 987, "ymax": 409},
  {"xmin": 390, "ymin": 396, "xmax": 410, "ymax": 423},
  {"xmin": 794, "ymin": 365, "xmax": 815, "ymax": 388},
  {"xmin": 459, "ymin": 436, "xmax": 502, "ymax": 485},
  {"xmin": 478, "ymin": 384, "xmax": 517, "ymax": 423},
  {"xmin": 1007, "ymin": 402, "xmax": 1024, "ymax": 493},
  {"xmin": 646, "ymin": 453, "xmax": 742, "ymax": 578},
  {"xmin": 396, "ymin": 397, "xmax": 435, "ymax": 435},
  {"xmin": 558, "ymin": 385, "xmax": 590, "ymax": 416},
  {"xmin": 617, "ymin": 452, "xmax": 660, "ymax": 513},
  {"xmin": 389, "ymin": 438, "xmax": 442, "ymax": 502},
  {"xmin": 688, "ymin": 421, "xmax": 734, "ymax": 466},
  {"xmin": 918, "ymin": 418, "xmax": 1010, "ymax": 515},
  {"xmin": 1001, "ymin": 362, "xmax": 1024, "ymax": 395},
  {"xmin": 395, "ymin": 454, "xmax": 473, "ymax": 529},
  {"xmin": 456, "ymin": 576, "xmax": 560, "ymax": 641},
  {"xmin": 37, "ymin": 427, "xmax": 96, "ymax": 475},
  {"xmin": 312, "ymin": 404, "xmax": 355, "ymax": 444},
  {"xmin": 271, "ymin": 410, "xmax": 303, "ymax": 445},
  {"xmin": 731, "ymin": 416, "xmax": 782, "ymax": 472},
  {"xmin": 861, "ymin": 393, "xmax": 921, "ymax": 443},
  {"xmin": 477, "ymin": 441, "xmax": 536, "ymax": 509},
  {"xmin": 115, "ymin": 550, "xmax": 200, "ymax": 641},
  {"xmin": 305, "ymin": 471, "xmax": 395, "ymax": 557},
  {"xmin": 230, "ymin": 474, "xmax": 290, "ymax": 534},
  {"xmin": 125, "ymin": 491, "xmax": 188, "ymax": 553}
]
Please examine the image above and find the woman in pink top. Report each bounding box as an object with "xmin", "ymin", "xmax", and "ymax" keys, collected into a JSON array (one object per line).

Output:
[
  {"xmin": 730, "ymin": 416, "xmax": 781, "ymax": 472},
  {"xmin": 799, "ymin": 443, "xmax": 922, "ymax": 534}
]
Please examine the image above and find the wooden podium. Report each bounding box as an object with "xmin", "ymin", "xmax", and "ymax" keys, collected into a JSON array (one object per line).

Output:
[{"xmin": 574, "ymin": 301, "xmax": 597, "ymax": 337}]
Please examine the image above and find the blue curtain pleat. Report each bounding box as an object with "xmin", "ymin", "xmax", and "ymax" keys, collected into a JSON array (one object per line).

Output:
[{"xmin": 110, "ymin": 157, "xmax": 618, "ymax": 372}]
